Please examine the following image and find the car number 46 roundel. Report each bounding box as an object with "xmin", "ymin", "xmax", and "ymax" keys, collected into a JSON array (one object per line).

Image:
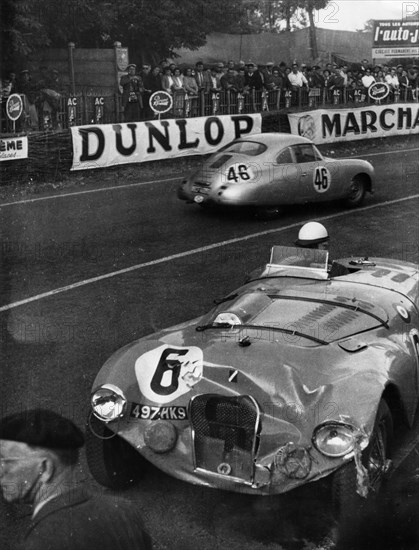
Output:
[
  {"xmin": 224, "ymin": 163, "xmax": 254, "ymax": 184},
  {"xmin": 313, "ymin": 166, "xmax": 331, "ymax": 193}
]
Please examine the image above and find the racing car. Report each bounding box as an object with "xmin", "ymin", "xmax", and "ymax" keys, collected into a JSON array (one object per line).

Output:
[
  {"xmin": 177, "ymin": 133, "xmax": 374, "ymax": 212},
  {"xmin": 86, "ymin": 246, "xmax": 419, "ymax": 518}
]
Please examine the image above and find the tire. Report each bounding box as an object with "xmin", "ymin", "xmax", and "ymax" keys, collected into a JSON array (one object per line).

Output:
[
  {"xmin": 331, "ymin": 399, "xmax": 393, "ymax": 521},
  {"xmin": 85, "ymin": 413, "xmax": 147, "ymax": 490},
  {"xmin": 344, "ymin": 175, "xmax": 367, "ymax": 207}
]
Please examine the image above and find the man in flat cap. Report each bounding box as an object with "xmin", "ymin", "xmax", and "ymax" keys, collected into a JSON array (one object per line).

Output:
[{"xmin": 0, "ymin": 409, "xmax": 152, "ymax": 550}]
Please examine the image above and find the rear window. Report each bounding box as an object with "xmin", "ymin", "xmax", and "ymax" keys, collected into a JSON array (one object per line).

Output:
[{"xmin": 222, "ymin": 141, "xmax": 267, "ymax": 156}]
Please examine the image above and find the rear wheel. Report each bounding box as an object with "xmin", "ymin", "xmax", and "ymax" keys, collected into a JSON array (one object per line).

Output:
[
  {"xmin": 85, "ymin": 413, "xmax": 147, "ymax": 489},
  {"xmin": 344, "ymin": 175, "xmax": 367, "ymax": 207},
  {"xmin": 332, "ymin": 399, "xmax": 393, "ymax": 521}
]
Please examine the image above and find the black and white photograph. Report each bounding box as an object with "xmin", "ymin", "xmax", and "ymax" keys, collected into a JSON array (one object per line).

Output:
[{"xmin": 0, "ymin": 1, "xmax": 418, "ymax": 548}]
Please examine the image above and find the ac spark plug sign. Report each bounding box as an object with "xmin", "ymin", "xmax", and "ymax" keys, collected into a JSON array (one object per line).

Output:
[{"xmin": 70, "ymin": 114, "xmax": 262, "ymax": 171}]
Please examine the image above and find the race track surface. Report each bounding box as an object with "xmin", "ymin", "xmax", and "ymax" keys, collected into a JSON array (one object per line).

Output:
[{"xmin": 1, "ymin": 141, "xmax": 418, "ymax": 549}]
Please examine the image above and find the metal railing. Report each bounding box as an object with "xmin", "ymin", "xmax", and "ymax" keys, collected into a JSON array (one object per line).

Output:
[{"xmin": 1, "ymin": 86, "xmax": 417, "ymax": 134}]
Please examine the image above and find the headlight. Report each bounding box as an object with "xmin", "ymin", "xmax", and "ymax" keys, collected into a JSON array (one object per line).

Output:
[
  {"xmin": 91, "ymin": 384, "xmax": 127, "ymax": 422},
  {"xmin": 312, "ymin": 422, "xmax": 356, "ymax": 457}
]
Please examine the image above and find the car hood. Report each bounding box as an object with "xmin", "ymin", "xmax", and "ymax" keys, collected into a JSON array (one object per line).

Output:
[{"xmin": 94, "ymin": 322, "xmax": 390, "ymax": 439}]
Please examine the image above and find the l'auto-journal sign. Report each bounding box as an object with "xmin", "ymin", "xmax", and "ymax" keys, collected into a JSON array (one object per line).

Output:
[
  {"xmin": 70, "ymin": 114, "xmax": 262, "ymax": 170},
  {"xmin": 372, "ymin": 19, "xmax": 419, "ymax": 58},
  {"xmin": 288, "ymin": 104, "xmax": 419, "ymax": 145}
]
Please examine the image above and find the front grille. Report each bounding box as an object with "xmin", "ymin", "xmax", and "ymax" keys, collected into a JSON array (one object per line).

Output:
[{"xmin": 190, "ymin": 394, "xmax": 260, "ymax": 482}]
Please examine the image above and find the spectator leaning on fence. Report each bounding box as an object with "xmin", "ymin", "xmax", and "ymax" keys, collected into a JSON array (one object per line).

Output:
[
  {"xmin": 183, "ymin": 67, "xmax": 199, "ymax": 96},
  {"xmin": 194, "ymin": 61, "xmax": 205, "ymax": 91},
  {"xmin": 361, "ymin": 67, "xmax": 376, "ymax": 90},
  {"xmin": 287, "ymin": 63, "xmax": 309, "ymax": 90},
  {"xmin": 161, "ymin": 66, "xmax": 174, "ymax": 94},
  {"xmin": 227, "ymin": 60, "xmax": 238, "ymax": 76},
  {"xmin": 204, "ymin": 67, "xmax": 222, "ymax": 93},
  {"xmin": 220, "ymin": 67, "xmax": 239, "ymax": 93},
  {"xmin": 245, "ymin": 62, "xmax": 264, "ymax": 91},
  {"xmin": 311, "ymin": 65, "xmax": 325, "ymax": 88},
  {"xmin": 385, "ymin": 67, "xmax": 400, "ymax": 93}
]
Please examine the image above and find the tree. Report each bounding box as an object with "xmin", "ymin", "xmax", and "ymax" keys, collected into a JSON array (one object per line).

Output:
[
  {"xmin": 356, "ymin": 19, "xmax": 374, "ymax": 33},
  {"xmin": 296, "ymin": 0, "xmax": 329, "ymax": 59},
  {"xmin": 1, "ymin": 0, "xmax": 50, "ymax": 70},
  {"xmin": 0, "ymin": 0, "xmax": 243, "ymax": 67}
]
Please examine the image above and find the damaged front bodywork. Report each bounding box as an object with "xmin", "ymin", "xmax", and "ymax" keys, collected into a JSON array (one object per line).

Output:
[{"xmin": 88, "ymin": 248, "xmax": 419, "ymax": 500}]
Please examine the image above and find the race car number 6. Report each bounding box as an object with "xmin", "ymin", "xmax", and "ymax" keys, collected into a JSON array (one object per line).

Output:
[{"xmin": 313, "ymin": 166, "xmax": 331, "ymax": 193}]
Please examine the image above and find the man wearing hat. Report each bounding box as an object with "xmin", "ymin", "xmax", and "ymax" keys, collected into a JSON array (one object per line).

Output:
[
  {"xmin": 244, "ymin": 62, "xmax": 263, "ymax": 91},
  {"xmin": 120, "ymin": 63, "xmax": 144, "ymax": 122},
  {"xmin": 0, "ymin": 409, "xmax": 152, "ymax": 549}
]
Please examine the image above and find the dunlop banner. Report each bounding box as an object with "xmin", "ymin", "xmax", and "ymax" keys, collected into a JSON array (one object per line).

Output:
[
  {"xmin": 288, "ymin": 104, "xmax": 419, "ymax": 145},
  {"xmin": 70, "ymin": 114, "xmax": 262, "ymax": 171}
]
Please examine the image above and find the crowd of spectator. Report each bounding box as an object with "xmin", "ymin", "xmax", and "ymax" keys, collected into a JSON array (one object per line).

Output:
[
  {"xmin": 1, "ymin": 58, "xmax": 418, "ymax": 131},
  {"xmin": 0, "ymin": 66, "xmax": 64, "ymax": 131},
  {"xmin": 119, "ymin": 57, "xmax": 419, "ymax": 121}
]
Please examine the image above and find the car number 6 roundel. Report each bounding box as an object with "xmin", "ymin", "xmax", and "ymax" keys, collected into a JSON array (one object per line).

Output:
[
  {"xmin": 313, "ymin": 166, "xmax": 331, "ymax": 193},
  {"xmin": 135, "ymin": 345, "xmax": 203, "ymax": 404}
]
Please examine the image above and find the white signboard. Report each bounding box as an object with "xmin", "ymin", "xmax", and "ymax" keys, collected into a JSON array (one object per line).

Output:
[
  {"xmin": 372, "ymin": 20, "xmax": 419, "ymax": 58},
  {"xmin": 0, "ymin": 136, "xmax": 28, "ymax": 162},
  {"xmin": 70, "ymin": 114, "xmax": 262, "ymax": 171},
  {"xmin": 288, "ymin": 104, "xmax": 419, "ymax": 145}
]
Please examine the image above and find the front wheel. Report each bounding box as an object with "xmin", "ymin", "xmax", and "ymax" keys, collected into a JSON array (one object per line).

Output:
[
  {"xmin": 85, "ymin": 413, "xmax": 147, "ymax": 489},
  {"xmin": 344, "ymin": 175, "xmax": 367, "ymax": 207},
  {"xmin": 331, "ymin": 399, "xmax": 393, "ymax": 521}
]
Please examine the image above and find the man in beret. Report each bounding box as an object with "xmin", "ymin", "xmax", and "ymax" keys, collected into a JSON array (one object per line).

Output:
[{"xmin": 0, "ymin": 409, "xmax": 152, "ymax": 550}]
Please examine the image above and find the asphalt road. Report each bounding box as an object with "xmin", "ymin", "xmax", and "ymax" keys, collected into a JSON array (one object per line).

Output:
[{"xmin": 1, "ymin": 141, "xmax": 419, "ymax": 549}]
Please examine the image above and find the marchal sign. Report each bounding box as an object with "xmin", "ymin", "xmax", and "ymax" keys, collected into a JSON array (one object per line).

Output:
[
  {"xmin": 368, "ymin": 82, "xmax": 390, "ymax": 101},
  {"xmin": 150, "ymin": 91, "xmax": 173, "ymax": 114},
  {"xmin": 6, "ymin": 94, "xmax": 24, "ymax": 121}
]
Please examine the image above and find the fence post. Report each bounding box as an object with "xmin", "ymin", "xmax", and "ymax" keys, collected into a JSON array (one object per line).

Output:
[{"xmin": 68, "ymin": 42, "xmax": 76, "ymax": 96}]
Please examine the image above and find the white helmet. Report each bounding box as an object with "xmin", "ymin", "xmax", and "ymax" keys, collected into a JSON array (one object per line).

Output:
[{"xmin": 295, "ymin": 222, "xmax": 329, "ymax": 247}]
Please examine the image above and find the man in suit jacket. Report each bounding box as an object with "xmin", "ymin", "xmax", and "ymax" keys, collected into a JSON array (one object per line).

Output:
[
  {"xmin": 194, "ymin": 61, "xmax": 206, "ymax": 91},
  {"xmin": 0, "ymin": 409, "xmax": 152, "ymax": 550},
  {"xmin": 244, "ymin": 63, "xmax": 264, "ymax": 91}
]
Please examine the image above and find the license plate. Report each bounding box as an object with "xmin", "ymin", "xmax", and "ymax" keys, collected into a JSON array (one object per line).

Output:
[
  {"xmin": 192, "ymin": 186, "xmax": 209, "ymax": 194},
  {"xmin": 130, "ymin": 403, "xmax": 188, "ymax": 420}
]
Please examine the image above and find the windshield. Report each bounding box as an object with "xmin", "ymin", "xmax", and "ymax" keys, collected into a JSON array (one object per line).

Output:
[
  {"xmin": 221, "ymin": 141, "xmax": 267, "ymax": 156},
  {"xmin": 269, "ymin": 246, "xmax": 329, "ymax": 271}
]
